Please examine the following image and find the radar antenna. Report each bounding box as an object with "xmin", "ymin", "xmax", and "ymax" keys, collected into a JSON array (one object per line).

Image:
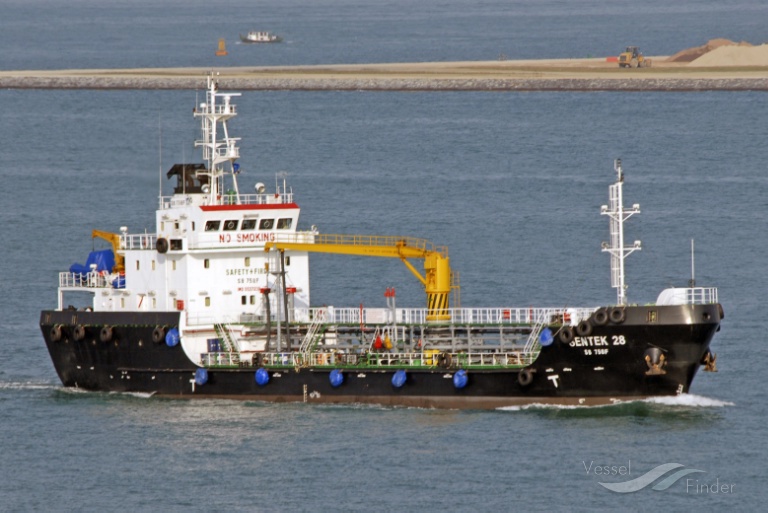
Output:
[{"xmin": 600, "ymin": 159, "xmax": 641, "ymax": 306}]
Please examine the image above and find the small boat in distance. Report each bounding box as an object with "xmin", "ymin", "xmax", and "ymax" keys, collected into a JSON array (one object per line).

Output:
[{"xmin": 240, "ymin": 31, "xmax": 282, "ymax": 43}]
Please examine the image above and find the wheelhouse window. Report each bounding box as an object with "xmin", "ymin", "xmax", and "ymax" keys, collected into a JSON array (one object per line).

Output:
[
  {"xmin": 205, "ymin": 220, "xmax": 221, "ymax": 231},
  {"xmin": 223, "ymin": 219, "xmax": 238, "ymax": 231},
  {"xmin": 259, "ymin": 219, "xmax": 274, "ymax": 230},
  {"xmin": 277, "ymin": 218, "xmax": 293, "ymax": 229},
  {"xmin": 241, "ymin": 219, "xmax": 257, "ymax": 230}
]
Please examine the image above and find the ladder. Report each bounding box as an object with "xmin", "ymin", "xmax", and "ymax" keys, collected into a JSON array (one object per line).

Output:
[
  {"xmin": 214, "ymin": 323, "xmax": 237, "ymax": 353},
  {"xmin": 300, "ymin": 308, "xmax": 326, "ymax": 354},
  {"xmin": 523, "ymin": 310, "xmax": 551, "ymax": 354}
]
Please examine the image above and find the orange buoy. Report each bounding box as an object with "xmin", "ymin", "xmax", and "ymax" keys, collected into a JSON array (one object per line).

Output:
[{"xmin": 215, "ymin": 39, "xmax": 228, "ymax": 56}]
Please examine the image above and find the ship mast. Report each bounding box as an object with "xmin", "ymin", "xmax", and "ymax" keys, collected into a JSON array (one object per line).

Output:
[
  {"xmin": 194, "ymin": 73, "xmax": 242, "ymax": 205},
  {"xmin": 601, "ymin": 159, "xmax": 641, "ymax": 306}
]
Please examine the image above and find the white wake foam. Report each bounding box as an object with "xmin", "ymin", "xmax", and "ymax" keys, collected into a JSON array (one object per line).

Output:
[
  {"xmin": 497, "ymin": 394, "xmax": 733, "ymax": 411},
  {"xmin": 0, "ymin": 381, "xmax": 59, "ymax": 391},
  {"xmin": 643, "ymin": 393, "xmax": 734, "ymax": 408}
]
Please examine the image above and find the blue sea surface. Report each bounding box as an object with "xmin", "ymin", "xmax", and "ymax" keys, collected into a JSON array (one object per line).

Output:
[{"xmin": 1, "ymin": 1, "xmax": 767, "ymax": 511}]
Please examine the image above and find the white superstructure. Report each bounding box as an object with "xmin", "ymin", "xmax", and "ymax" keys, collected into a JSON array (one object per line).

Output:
[{"xmin": 58, "ymin": 73, "xmax": 313, "ymax": 328}]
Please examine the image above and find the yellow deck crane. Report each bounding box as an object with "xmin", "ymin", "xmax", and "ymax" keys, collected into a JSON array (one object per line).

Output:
[
  {"xmin": 265, "ymin": 234, "xmax": 459, "ymax": 322},
  {"xmin": 91, "ymin": 230, "xmax": 125, "ymax": 273}
]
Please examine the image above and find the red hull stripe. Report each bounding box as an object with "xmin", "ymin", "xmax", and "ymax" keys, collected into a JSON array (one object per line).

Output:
[{"xmin": 200, "ymin": 203, "xmax": 299, "ymax": 212}]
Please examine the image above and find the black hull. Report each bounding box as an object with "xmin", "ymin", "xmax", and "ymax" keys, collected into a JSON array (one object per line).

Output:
[{"xmin": 40, "ymin": 304, "xmax": 722, "ymax": 409}]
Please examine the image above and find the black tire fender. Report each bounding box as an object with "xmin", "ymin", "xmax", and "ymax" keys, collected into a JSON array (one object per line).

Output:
[
  {"xmin": 100, "ymin": 325, "xmax": 114, "ymax": 343},
  {"xmin": 152, "ymin": 325, "xmax": 166, "ymax": 344},
  {"xmin": 609, "ymin": 307, "xmax": 627, "ymax": 324},
  {"xmin": 576, "ymin": 320, "xmax": 593, "ymax": 337},
  {"xmin": 50, "ymin": 324, "xmax": 63, "ymax": 342},
  {"xmin": 156, "ymin": 237, "xmax": 169, "ymax": 254},
  {"xmin": 592, "ymin": 308, "xmax": 609, "ymax": 326},
  {"xmin": 518, "ymin": 368, "xmax": 534, "ymax": 387},
  {"xmin": 73, "ymin": 325, "xmax": 86, "ymax": 341},
  {"xmin": 558, "ymin": 326, "xmax": 574, "ymax": 344}
]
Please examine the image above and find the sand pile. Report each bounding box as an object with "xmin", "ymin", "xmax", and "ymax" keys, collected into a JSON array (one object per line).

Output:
[
  {"xmin": 667, "ymin": 39, "xmax": 749, "ymax": 62},
  {"xmin": 689, "ymin": 43, "xmax": 768, "ymax": 67}
]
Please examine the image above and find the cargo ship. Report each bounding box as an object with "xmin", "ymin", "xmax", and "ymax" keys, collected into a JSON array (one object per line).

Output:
[{"xmin": 40, "ymin": 74, "xmax": 723, "ymax": 409}]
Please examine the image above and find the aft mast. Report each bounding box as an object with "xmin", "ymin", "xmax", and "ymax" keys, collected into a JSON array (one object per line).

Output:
[
  {"xmin": 194, "ymin": 73, "xmax": 242, "ymax": 205},
  {"xmin": 601, "ymin": 159, "xmax": 641, "ymax": 306}
]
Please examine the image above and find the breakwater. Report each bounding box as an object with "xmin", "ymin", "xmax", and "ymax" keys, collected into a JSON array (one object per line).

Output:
[{"xmin": 2, "ymin": 67, "xmax": 768, "ymax": 91}]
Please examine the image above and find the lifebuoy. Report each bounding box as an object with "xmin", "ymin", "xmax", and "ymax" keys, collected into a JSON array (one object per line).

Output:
[
  {"xmin": 576, "ymin": 320, "xmax": 593, "ymax": 337},
  {"xmin": 73, "ymin": 325, "xmax": 86, "ymax": 341},
  {"xmin": 50, "ymin": 324, "xmax": 63, "ymax": 342},
  {"xmin": 156, "ymin": 237, "xmax": 169, "ymax": 254},
  {"xmin": 609, "ymin": 307, "xmax": 627, "ymax": 324},
  {"xmin": 438, "ymin": 352, "xmax": 453, "ymax": 369},
  {"xmin": 152, "ymin": 325, "xmax": 166, "ymax": 344},
  {"xmin": 592, "ymin": 308, "xmax": 609, "ymax": 326},
  {"xmin": 100, "ymin": 325, "xmax": 114, "ymax": 343},
  {"xmin": 518, "ymin": 368, "xmax": 534, "ymax": 386},
  {"xmin": 558, "ymin": 326, "xmax": 574, "ymax": 344}
]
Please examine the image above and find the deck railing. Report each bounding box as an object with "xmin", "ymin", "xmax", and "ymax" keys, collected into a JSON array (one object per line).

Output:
[
  {"xmin": 58, "ymin": 271, "xmax": 112, "ymax": 289},
  {"xmin": 159, "ymin": 191, "xmax": 294, "ymax": 209},
  {"xmin": 203, "ymin": 350, "xmax": 538, "ymax": 369},
  {"xmin": 304, "ymin": 306, "xmax": 595, "ymax": 326}
]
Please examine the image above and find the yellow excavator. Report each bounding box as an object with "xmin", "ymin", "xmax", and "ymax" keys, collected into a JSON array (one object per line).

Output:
[
  {"xmin": 92, "ymin": 229, "xmax": 125, "ymax": 272},
  {"xmin": 265, "ymin": 234, "xmax": 458, "ymax": 322},
  {"xmin": 618, "ymin": 46, "xmax": 651, "ymax": 68}
]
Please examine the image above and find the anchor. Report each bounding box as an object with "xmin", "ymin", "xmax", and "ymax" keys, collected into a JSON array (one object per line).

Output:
[
  {"xmin": 701, "ymin": 350, "xmax": 718, "ymax": 372},
  {"xmin": 644, "ymin": 348, "xmax": 667, "ymax": 376}
]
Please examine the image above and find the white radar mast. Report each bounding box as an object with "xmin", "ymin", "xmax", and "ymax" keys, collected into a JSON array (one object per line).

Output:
[
  {"xmin": 601, "ymin": 159, "xmax": 641, "ymax": 306},
  {"xmin": 194, "ymin": 72, "xmax": 242, "ymax": 205}
]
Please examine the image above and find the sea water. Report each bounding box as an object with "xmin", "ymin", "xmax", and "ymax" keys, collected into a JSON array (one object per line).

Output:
[{"xmin": 1, "ymin": 0, "xmax": 767, "ymax": 511}]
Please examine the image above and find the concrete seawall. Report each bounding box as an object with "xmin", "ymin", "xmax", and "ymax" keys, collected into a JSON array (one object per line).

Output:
[{"xmin": 2, "ymin": 62, "xmax": 768, "ymax": 91}]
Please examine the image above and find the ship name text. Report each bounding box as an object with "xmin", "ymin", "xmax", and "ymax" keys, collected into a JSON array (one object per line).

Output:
[{"xmin": 570, "ymin": 335, "xmax": 626, "ymax": 347}]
